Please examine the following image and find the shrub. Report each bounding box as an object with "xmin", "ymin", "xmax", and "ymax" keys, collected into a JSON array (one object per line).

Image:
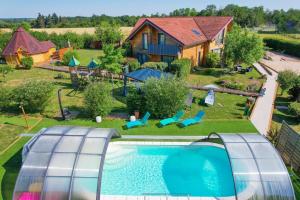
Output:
[
  {"xmin": 62, "ymin": 50, "xmax": 79, "ymax": 66},
  {"xmin": 84, "ymin": 82, "xmax": 113, "ymax": 118},
  {"xmin": 288, "ymin": 76, "xmax": 300, "ymax": 102},
  {"xmin": 21, "ymin": 56, "xmax": 33, "ymax": 69},
  {"xmin": 170, "ymin": 59, "xmax": 191, "ymax": 78},
  {"xmin": 126, "ymin": 91, "xmax": 145, "ymax": 115},
  {"xmin": 277, "ymin": 70, "xmax": 298, "ymax": 95},
  {"xmin": 0, "ymin": 86, "xmax": 12, "ymax": 110},
  {"xmin": 143, "ymin": 77, "xmax": 188, "ymax": 118},
  {"xmin": 289, "ymin": 102, "xmax": 300, "ymax": 121},
  {"xmin": 127, "ymin": 59, "xmax": 140, "ymax": 72},
  {"xmin": 13, "ymin": 80, "xmax": 54, "ymax": 112},
  {"xmin": 205, "ymin": 52, "xmax": 221, "ymax": 68},
  {"xmin": 142, "ymin": 62, "xmax": 168, "ymax": 71},
  {"xmin": 224, "ymin": 81, "xmax": 245, "ymax": 90},
  {"xmin": 0, "ymin": 65, "xmax": 13, "ymax": 77}
]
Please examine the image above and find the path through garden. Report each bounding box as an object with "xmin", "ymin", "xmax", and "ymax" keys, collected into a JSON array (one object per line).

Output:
[{"xmin": 251, "ymin": 63, "xmax": 278, "ymax": 135}]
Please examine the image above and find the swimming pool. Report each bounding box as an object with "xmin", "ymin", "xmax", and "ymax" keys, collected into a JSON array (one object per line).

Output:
[{"xmin": 101, "ymin": 143, "xmax": 236, "ymax": 197}]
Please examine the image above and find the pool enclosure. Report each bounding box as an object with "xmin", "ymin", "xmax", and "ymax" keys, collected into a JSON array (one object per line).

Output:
[
  {"xmin": 209, "ymin": 133, "xmax": 295, "ymax": 200},
  {"xmin": 13, "ymin": 126, "xmax": 295, "ymax": 200},
  {"xmin": 13, "ymin": 126, "xmax": 119, "ymax": 200}
]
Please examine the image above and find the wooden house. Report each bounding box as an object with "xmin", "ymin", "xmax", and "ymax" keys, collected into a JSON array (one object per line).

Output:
[{"xmin": 127, "ymin": 16, "xmax": 233, "ymax": 66}]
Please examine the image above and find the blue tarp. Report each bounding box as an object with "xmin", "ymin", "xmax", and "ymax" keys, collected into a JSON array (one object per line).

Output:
[{"xmin": 123, "ymin": 68, "xmax": 173, "ymax": 96}]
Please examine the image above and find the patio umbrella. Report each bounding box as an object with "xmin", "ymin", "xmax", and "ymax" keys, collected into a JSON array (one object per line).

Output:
[
  {"xmin": 87, "ymin": 58, "xmax": 99, "ymax": 69},
  {"xmin": 68, "ymin": 56, "xmax": 80, "ymax": 67}
]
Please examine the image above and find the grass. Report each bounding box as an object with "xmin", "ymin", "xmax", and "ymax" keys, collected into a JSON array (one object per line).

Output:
[
  {"xmin": 76, "ymin": 49, "xmax": 103, "ymax": 66},
  {"xmin": 188, "ymin": 67, "xmax": 265, "ymax": 92},
  {"xmin": 272, "ymin": 88, "xmax": 300, "ymax": 132}
]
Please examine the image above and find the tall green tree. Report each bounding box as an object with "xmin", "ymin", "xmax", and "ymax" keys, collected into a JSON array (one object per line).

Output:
[
  {"xmin": 224, "ymin": 25, "xmax": 264, "ymax": 67},
  {"xmin": 99, "ymin": 44, "xmax": 124, "ymax": 93},
  {"xmin": 95, "ymin": 22, "xmax": 123, "ymax": 45}
]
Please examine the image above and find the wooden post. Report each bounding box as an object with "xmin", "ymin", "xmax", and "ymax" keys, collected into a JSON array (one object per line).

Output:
[{"xmin": 19, "ymin": 104, "xmax": 29, "ymax": 129}]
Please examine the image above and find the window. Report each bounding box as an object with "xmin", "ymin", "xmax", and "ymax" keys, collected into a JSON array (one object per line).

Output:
[
  {"xmin": 216, "ymin": 29, "xmax": 225, "ymax": 45},
  {"xmin": 142, "ymin": 33, "xmax": 148, "ymax": 49},
  {"xmin": 158, "ymin": 33, "xmax": 165, "ymax": 45}
]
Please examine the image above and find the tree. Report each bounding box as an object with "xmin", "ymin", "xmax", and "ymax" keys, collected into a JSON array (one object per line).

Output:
[
  {"xmin": 84, "ymin": 82, "xmax": 113, "ymax": 118},
  {"xmin": 224, "ymin": 25, "xmax": 264, "ymax": 67},
  {"xmin": 205, "ymin": 52, "xmax": 221, "ymax": 68},
  {"xmin": 143, "ymin": 78, "xmax": 188, "ymax": 118},
  {"xmin": 99, "ymin": 44, "xmax": 124, "ymax": 93},
  {"xmin": 277, "ymin": 70, "xmax": 298, "ymax": 95},
  {"xmin": 95, "ymin": 22, "xmax": 123, "ymax": 45},
  {"xmin": 288, "ymin": 75, "xmax": 300, "ymax": 102}
]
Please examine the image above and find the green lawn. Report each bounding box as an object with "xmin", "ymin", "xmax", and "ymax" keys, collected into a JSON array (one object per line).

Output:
[
  {"xmin": 76, "ymin": 49, "xmax": 103, "ymax": 66},
  {"xmin": 188, "ymin": 67, "xmax": 265, "ymax": 92},
  {"xmin": 272, "ymin": 89, "xmax": 300, "ymax": 132}
]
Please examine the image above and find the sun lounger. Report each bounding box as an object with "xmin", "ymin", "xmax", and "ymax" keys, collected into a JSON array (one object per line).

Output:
[
  {"xmin": 180, "ymin": 111, "xmax": 205, "ymax": 127},
  {"xmin": 159, "ymin": 110, "xmax": 184, "ymax": 127},
  {"xmin": 126, "ymin": 112, "xmax": 150, "ymax": 129}
]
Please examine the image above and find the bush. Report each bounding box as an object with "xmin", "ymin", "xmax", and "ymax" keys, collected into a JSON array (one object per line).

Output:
[
  {"xmin": 170, "ymin": 59, "xmax": 191, "ymax": 78},
  {"xmin": 143, "ymin": 77, "xmax": 188, "ymax": 118},
  {"xmin": 278, "ymin": 70, "xmax": 298, "ymax": 94},
  {"xmin": 126, "ymin": 91, "xmax": 145, "ymax": 114},
  {"xmin": 289, "ymin": 102, "xmax": 300, "ymax": 121},
  {"xmin": 127, "ymin": 59, "xmax": 140, "ymax": 72},
  {"xmin": 0, "ymin": 65, "xmax": 13, "ymax": 77},
  {"xmin": 224, "ymin": 81, "xmax": 245, "ymax": 90},
  {"xmin": 0, "ymin": 86, "xmax": 12, "ymax": 111},
  {"xmin": 142, "ymin": 62, "xmax": 168, "ymax": 71},
  {"xmin": 62, "ymin": 50, "xmax": 79, "ymax": 66},
  {"xmin": 13, "ymin": 80, "xmax": 54, "ymax": 112},
  {"xmin": 21, "ymin": 57, "xmax": 33, "ymax": 69},
  {"xmin": 84, "ymin": 82, "xmax": 113, "ymax": 118},
  {"xmin": 206, "ymin": 52, "xmax": 221, "ymax": 68}
]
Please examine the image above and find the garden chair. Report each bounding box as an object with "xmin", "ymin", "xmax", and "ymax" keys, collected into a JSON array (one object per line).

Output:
[
  {"xmin": 159, "ymin": 110, "xmax": 184, "ymax": 127},
  {"xmin": 126, "ymin": 112, "xmax": 151, "ymax": 129},
  {"xmin": 179, "ymin": 111, "xmax": 205, "ymax": 127}
]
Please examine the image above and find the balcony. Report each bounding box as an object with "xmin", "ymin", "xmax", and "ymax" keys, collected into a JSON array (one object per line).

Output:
[{"xmin": 148, "ymin": 44, "xmax": 180, "ymax": 56}]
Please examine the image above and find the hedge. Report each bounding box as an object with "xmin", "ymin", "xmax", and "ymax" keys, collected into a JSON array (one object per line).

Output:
[
  {"xmin": 170, "ymin": 58, "xmax": 192, "ymax": 78},
  {"xmin": 141, "ymin": 62, "xmax": 168, "ymax": 71},
  {"xmin": 263, "ymin": 36, "xmax": 300, "ymax": 58}
]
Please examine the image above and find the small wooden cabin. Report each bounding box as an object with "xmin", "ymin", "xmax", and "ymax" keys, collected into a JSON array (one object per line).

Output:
[{"xmin": 1, "ymin": 27, "xmax": 56, "ymax": 66}]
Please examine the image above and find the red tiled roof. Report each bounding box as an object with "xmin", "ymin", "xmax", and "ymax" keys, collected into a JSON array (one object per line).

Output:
[
  {"xmin": 128, "ymin": 16, "xmax": 233, "ymax": 46},
  {"xmin": 2, "ymin": 27, "xmax": 56, "ymax": 56}
]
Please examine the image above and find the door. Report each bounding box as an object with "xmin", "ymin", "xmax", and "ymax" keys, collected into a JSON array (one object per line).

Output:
[{"xmin": 198, "ymin": 51, "xmax": 201, "ymax": 66}]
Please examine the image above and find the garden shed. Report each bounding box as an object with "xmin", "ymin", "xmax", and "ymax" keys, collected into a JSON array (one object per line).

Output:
[{"xmin": 123, "ymin": 68, "xmax": 172, "ymax": 96}]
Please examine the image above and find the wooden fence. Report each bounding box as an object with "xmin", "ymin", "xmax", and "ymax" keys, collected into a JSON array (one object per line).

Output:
[{"xmin": 276, "ymin": 121, "xmax": 300, "ymax": 173}]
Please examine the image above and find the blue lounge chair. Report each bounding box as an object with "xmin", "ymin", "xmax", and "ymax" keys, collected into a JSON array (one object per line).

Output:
[
  {"xmin": 180, "ymin": 111, "xmax": 205, "ymax": 127},
  {"xmin": 126, "ymin": 112, "xmax": 150, "ymax": 129},
  {"xmin": 159, "ymin": 110, "xmax": 184, "ymax": 127}
]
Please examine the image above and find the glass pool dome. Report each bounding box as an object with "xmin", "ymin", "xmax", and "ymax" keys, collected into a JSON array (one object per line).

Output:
[
  {"xmin": 13, "ymin": 126, "xmax": 295, "ymax": 200},
  {"xmin": 209, "ymin": 133, "xmax": 296, "ymax": 200},
  {"xmin": 13, "ymin": 126, "xmax": 119, "ymax": 200}
]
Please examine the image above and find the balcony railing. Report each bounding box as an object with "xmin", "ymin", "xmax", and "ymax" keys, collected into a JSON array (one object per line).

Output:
[{"xmin": 148, "ymin": 44, "xmax": 180, "ymax": 56}]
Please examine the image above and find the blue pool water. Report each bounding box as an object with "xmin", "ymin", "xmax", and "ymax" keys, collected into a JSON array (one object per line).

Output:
[{"xmin": 101, "ymin": 145, "xmax": 235, "ymax": 197}]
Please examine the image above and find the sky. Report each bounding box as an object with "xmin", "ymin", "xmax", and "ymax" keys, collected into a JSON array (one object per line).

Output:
[{"xmin": 1, "ymin": 0, "xmax": 300, "ymax": 18}]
